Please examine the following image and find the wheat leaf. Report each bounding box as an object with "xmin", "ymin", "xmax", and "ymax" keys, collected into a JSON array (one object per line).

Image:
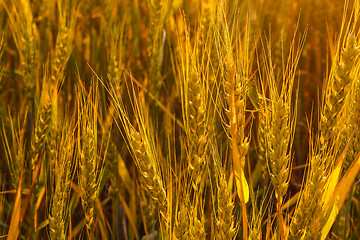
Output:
[
  {"xmin": 7, "ymin": 179, "xmax": 21, "ymax": 240},
  {"xmin": 320, "ymin": 151, "xmax": 360, "ymax": 240}
]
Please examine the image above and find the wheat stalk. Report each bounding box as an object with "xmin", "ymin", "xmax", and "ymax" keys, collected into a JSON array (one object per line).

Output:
[{"xmin": 140, "ymin": 190, "xmax": 156, "ymax": 236}]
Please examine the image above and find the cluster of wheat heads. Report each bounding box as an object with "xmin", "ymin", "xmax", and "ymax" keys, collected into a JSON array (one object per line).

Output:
[{"xmin": 3, "ymin": 0, "xmax": 360, "ymax": 239}]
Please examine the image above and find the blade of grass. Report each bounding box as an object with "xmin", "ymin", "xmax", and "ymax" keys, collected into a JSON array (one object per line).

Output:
[
  {"xmin": 321, "ymin": 151, "xmax": 360, "ymax": 239},
  {"xmin": 7, "ymin": 176, "xmax": 21, "ymax": 240}
]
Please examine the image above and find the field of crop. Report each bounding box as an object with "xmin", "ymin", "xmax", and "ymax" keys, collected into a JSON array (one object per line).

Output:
[{"xmin": 1, "ymin": 0, "xmax": 360, "ymax": 239}]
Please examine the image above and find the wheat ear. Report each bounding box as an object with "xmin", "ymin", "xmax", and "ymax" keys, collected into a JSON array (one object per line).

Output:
[
  {"xmin": 1, "ymin": 112, "xmax": 27, "ymax": 189},
  {"xmin": 319, "ymin": 34, "xmax": 359, "ymax": 151},
  {"xmin": 209, "ymin": 136, "xmax": 236, "ymax": 239},
  {"xmin": 78, "ymin": 85, "xmax": 104, "ymax": 231},
  {"xmin": 49, "ymin": 123, "xmax": 74, "ymax": 240},
  {"xmin": 128, "ymin": 125, "xmax": 167, "ymax": 219},
  {"xmin": 218, "ymin": 2, "xmax": 250, "ymax": 236},
  {"xmin": 3, "ymin": 0, "xmax": 39, "ymax": 103},
  {"xmin": 29, "ymin": 78, "xmax": 52, "ymax": 239},
  {"xmin": 289, "ymin": 150, "xmax": 328, "ymax": 239},
  {"xmin": 267, "ymin": 99, "xmax": 292, "ymax": 239},
  {"xmin": 223, "ymin": 60, "xmax": 249, "ymax": 201},
  {"xmin": 147, "ymin": 0, "xmax": 168, "ymax": 96},
  {"xmin": 290, "ymin": 27, "xmax": 359, "ymax": 240},
  {"xmin": 109, "ymin": 83, "xmax": 168, "ymax": 227},
  {"xmin": 174, "ymin": 198, "xmax": 206, "ymax": 240},
  {"xmin": 51, "ymin": 0, "xmax": 77, "ymax": 83}
]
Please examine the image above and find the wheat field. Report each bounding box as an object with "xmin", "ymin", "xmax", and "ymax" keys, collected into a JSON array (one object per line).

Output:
[{"xmin": 1, "ymin": 0, "xmax": 360, "ymax": 239}]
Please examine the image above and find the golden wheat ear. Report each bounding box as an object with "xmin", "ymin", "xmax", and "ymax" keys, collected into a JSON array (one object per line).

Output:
[
  {"xmin": 146, "ymin": 0, "xmax": 170, "ymax": 97},
  {"xmin": 49, "ymin": 120, "xmax": 75, "ymax": 240},
  {"xmin": 3, "ymin": 0, "xmax": 39, "ymax": 103},
  {"xmin": 208, "ymin": 136, "xmax": 236, "ymax": 239},
  {"xmin": 108, "ymin": 73, "xmax": 169, "ymax": 233},
  {"xmin": 77, "ymin": 81, "xmax": 104, "ymax": 232},
  {"xmin": 51, "ymin": 0, "xmax": 78, "ymax": 84}
]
